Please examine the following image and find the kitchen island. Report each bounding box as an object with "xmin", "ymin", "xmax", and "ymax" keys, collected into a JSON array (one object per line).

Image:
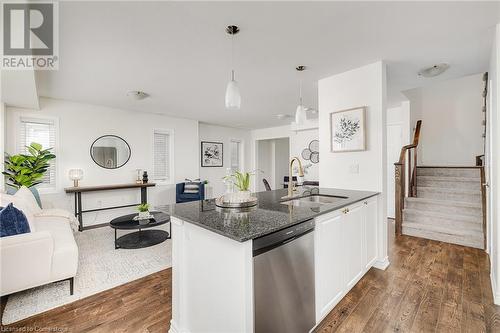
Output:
[{"xmin": 166, "ymin": 187, "xmax": 388, "ymax": 333}]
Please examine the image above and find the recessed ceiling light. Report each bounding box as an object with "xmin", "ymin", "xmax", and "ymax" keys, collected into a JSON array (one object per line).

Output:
[
  {"xmin": 127, "ymin": 91, "xmax": 149, "ymax": 100},
  {"xmin": 418, "ymin": 63, "xmax": 450, "ymax": 78},
  {"xmin": 276, "ymin": 114, "xmax": 292, "ymax": 120}
]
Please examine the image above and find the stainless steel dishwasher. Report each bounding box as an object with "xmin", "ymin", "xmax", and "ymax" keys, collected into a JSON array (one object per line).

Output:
[{"xmin": 253, "ymin": 219, "xmax": 315, "ymax": 333}]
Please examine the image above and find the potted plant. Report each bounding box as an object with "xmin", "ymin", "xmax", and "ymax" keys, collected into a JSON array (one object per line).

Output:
[
  {"xmin": 2, "ymin": 142, "xmax": 56, "ymax": 206},
  {"xmin": 137, "ymin": 203, "xmax": 151, "ymax": 222},
  {"xmin": 223, "ymin": 171, "xmax": 252, "ymax": 203}
]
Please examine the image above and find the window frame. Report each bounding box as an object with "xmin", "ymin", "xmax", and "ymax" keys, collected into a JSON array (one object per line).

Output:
[
  {"xmin": 229, "ymin": 138, "xmax": 244, "ymax": 172},
  {"xmin": 14, "ymin": 113, "xmax": 60, "ymax": 194},
  {"xmin": 152, "ymin": 128, "xmax": 175, "ymax": 185}
]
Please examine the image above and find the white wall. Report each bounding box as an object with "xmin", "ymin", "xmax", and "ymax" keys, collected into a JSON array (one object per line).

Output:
[
  {"xmin": 318, "ymin": 61, "xmax": 388, "ymax": 267},
  {"xmin": 386, "ymin": 102, "xmax": 411, "ymax": 218},
  {"xmin": 404, "ymin": 74, "xmax": 484, "ymax": 166},
  {"xmin": 487, "ymin": 24, "xmax": 500, "ymax": 305},
  {"xmin": 5, "ymin": 97, "xmax": 199, "ymax": 225},
  {"xmin": 0, "ymin": 102, "xmax": 4, "ymax": 192},
  {"xmin": 198, "ymin": 123, "xmax": 251, "ymax": 198}
]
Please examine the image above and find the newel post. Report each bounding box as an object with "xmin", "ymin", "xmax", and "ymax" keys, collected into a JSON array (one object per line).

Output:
[{"xmin": 394, "ymin": 162, "xmax": 404, "ymax": 236}]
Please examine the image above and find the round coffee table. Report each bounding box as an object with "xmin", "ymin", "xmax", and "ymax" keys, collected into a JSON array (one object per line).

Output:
[{"xmin": 109, "ymin": 211, "xmax": 170, "ymax": 249}]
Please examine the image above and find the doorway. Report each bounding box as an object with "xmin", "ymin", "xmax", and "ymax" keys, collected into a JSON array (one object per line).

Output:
[{"xmin": 256, "ymin": 137, "xmax": 290, "ymax": 192}]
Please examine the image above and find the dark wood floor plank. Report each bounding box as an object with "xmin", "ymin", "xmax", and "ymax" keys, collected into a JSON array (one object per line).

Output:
[{"xmin": 2, "ymin": 222, "xmax": 499, "ymax": 333}]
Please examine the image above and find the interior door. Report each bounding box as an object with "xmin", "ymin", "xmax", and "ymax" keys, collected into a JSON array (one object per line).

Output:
[{"xmin": 387, "ymin": 123, "xmax": 403, "ymax": 218}]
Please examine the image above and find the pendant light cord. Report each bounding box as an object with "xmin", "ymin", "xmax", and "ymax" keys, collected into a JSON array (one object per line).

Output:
[
  {"xmin": 299, "ymin": 73, "xmax": 303, "ymax": 106},
  {"xmin": 231, "ymin": 31, "xmax": 235, "ymax": 81}
]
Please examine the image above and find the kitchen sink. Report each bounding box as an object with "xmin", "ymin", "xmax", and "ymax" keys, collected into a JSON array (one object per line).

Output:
[{"xmin": 281, "ymin": 194, "xmax": 349, "ymax": 207}]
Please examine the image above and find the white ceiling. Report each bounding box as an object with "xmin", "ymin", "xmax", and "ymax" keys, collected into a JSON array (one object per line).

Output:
[{"xmin": 35, "ymin": 1, "xmax": 500, "ymax": 129}]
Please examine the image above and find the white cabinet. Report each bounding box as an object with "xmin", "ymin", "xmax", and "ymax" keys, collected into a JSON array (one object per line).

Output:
[
  {"xmin": 344, "ymin": 203, "xmax": 364, "ymax": 289},
  {"xmin": 314, "ymin": 196, "xmax": 379, "ymax": 324},
  {"xmin": 364, "ymin": 198, "xmax": 378, "ymax": 269},
  {"xmin": 314, "ymin": 210, "xmax": 344, "ymax": 320}
]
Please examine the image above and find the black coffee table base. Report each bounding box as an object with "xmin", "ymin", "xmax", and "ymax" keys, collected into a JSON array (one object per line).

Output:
[{"xmin": 115, "ymin": 229, "xmax": 170, "ymax": 249}]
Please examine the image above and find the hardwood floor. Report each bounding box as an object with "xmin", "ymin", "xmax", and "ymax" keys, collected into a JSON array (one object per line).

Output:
[{"xmin": 2, "ymin": 221, "xmax": 499, "ymax": 332}]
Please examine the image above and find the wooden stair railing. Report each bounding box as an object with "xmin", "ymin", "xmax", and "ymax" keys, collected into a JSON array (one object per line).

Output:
[{"xmin": 394, "ymin": 120, "xmax": 422, "ymax": 236}]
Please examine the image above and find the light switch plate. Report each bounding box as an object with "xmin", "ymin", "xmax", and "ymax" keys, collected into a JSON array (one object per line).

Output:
[{"xmin": 349, "ymin": 164, "xmax": 359, "ymax": 174}]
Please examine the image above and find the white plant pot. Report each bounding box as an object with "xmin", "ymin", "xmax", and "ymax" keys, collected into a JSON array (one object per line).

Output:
[
  {"xmin": 138, "ymin": 211, "xmax": 150, "ymax": 220},
  {"xmin": 224, "ymin": 191, "xmax": 252, "ymax": 203}
]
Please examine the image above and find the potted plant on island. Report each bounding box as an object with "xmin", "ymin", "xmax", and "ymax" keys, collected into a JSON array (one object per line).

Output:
[
  {"xmin": 223, "ymin": 171, "xmax": 253, "ymax": 203},
  {"xmin": 137, "ymin": 203, "xmax": 151, "ymax": 224}
]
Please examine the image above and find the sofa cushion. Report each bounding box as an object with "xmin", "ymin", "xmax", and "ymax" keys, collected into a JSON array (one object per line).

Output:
[
  {"xmin": 36, "ymin": 217, "xmax": 78, "ymax": 279},
  {"xmin": 0, "ymin": 203, "xmax": 31, "ymax": 237},
  {"xmin": 14, "ymin": 186, "xmax": 42, "ymax": 214}
]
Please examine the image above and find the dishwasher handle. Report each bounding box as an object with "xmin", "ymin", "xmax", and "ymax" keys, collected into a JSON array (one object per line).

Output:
[{"xmin": 253, "ymin": 219, "xmax": 314, "ymax": 257}]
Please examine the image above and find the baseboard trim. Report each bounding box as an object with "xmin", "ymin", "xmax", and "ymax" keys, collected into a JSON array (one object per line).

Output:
[
  {"xmin": 168, "ymin": 320, "xmax": 187, "ymax": 333},
  {"xmin": 491, "ymin": 272, "xmax": 500, "ymax": 305},
  {"xmin": 373, "ymin": 257, "xmax": 390, "ymax": 270}
]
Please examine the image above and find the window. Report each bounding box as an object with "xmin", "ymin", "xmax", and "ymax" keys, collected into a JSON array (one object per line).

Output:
[
  {"xmin": 153, "ymin": 130, "xmax": 173, "ymax": 182},
  {"xmin": 18, "ymin": 116, "xmax": 57, "ymax": 189},
  {"xmin": 230, "ymin": 140, "xmax": 242, "ymax": 172}
]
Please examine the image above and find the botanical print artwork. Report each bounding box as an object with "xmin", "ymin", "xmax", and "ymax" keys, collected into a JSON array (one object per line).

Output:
[
  {"xmin": 201, "ymin": 141, "xmax": 223, "ymax": 167},
  {"xmin": 330, "ymin": 107, "xmax": 366, "ymax": 152}
]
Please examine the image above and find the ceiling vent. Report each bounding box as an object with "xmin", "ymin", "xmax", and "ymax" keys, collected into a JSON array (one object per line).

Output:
[{"xmin": 418, "ymin": 63, "xmax": 450, "ymax": 78}]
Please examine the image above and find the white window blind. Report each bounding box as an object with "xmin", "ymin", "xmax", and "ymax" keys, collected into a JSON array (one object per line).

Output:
[
  {"xmin": 153, "ymin": 130, "xmax": 170, "ymax": 181},
  {"xmin": 230, "ymin": 140, "xmax": 241, "ymax": 172},
  {"xmin": 18, "ymin": 117, "xmax": 56, "ymax": 188}
]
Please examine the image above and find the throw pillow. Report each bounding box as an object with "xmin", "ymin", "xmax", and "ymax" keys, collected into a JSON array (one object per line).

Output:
[
  {"xmin": 184, "ymin": 179, "xmax": 201, "ymax": 194},
  {"xmin": 0, "ymin": 203, "xmax": 31, "ymax": 237},
  {"xmin": 0, "ymin": 193, "xmax": 37, "ymax": 232},
  {"xmin": 14, "ymin": 186, "xmax": 42, "ymax": 214}
]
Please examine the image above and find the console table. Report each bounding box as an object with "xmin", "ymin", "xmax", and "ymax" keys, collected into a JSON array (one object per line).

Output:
[{"xmin": 64, "ymin": 183, "xmax": 156, "ymax": 231}]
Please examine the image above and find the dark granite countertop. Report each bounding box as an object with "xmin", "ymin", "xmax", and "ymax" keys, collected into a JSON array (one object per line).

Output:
[{"xmin": 162, "ymin": 187, "xmax": 378, "ymax": 242}]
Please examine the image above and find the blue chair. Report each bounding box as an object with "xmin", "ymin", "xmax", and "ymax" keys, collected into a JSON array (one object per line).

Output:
[{"xmin": 176, "ymin": 182, "xmax": 205, "ymax": 203}]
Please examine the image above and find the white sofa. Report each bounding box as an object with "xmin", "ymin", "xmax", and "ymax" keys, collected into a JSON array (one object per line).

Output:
[{"xmin": 0, "ymin": 189, "xmax": 79, "ymax": 296}]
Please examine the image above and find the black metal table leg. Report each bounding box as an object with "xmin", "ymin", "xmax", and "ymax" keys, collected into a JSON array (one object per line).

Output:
[
  {"xmin": 77, "ymin": 192, "xmax": 83, "ymax": 231},
  {"xmin": 141, "ymin": 187, "xmax": 147, "ymax": 204},
  {"xmin": 114, "ymin": 228, "xmax": 119, "ymax": 249}
]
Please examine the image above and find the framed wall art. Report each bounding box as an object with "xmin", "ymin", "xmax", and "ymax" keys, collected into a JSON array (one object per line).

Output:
[
  {"xmin": 330, "ymin": 107, "xmax": 366, "ymax": 152},
  {"xmin": 201, "ymin": 141, "xmax": 223, "ymax": 167}
]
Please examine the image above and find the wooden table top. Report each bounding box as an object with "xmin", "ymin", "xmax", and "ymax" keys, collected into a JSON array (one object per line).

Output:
[{"xmin": 64, "ymin": 182, "xmax": 156, "ymax": 193}]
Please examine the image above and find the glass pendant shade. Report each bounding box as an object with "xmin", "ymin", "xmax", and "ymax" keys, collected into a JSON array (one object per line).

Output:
[
  {"xmin": 225, "ymin": 77, "xmax": 241, "ymax": 110},
  {"xmin": 295, "ymin": 104, "xmax": 307, "ymax": 125}
]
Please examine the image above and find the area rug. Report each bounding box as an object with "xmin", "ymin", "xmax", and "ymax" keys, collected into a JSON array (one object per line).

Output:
[{"xmin": 2, "ymin": 224, "xmax": 172, "ymax": 324}]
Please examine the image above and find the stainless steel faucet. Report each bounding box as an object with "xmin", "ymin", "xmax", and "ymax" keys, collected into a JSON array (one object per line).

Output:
[{"xmin": 287, "ymin": 157, "xmax": 304, "ymax": 198}]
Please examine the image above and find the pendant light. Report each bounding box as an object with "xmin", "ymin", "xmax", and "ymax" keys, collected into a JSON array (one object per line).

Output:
[
  {"xmin": 225, "ymin": 25, "xmax": 241, "ymax": 110},
  {"xmin": 295, "ymin": 65, "xmax": 307, "ymax": 125}
]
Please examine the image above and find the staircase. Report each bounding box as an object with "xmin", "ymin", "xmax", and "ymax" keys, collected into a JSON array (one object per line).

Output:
[{"xmin": 402, "ymin": 166, "xmax": 484, "ymax": 249}]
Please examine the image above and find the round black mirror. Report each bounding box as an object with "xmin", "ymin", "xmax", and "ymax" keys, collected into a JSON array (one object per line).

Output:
[{"xmin": 90, "ymin": 135, "xmax": 131, "ymax": 169}]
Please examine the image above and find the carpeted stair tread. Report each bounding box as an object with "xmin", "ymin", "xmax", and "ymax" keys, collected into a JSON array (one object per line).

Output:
[
  {"xmin": 403, "ymin": 208, "xmax": 483, "ymax": 224},
  {"xmin": 417, "ymin": 175, "xmax": 481, "ymax": 182},
  {"xmin": 402, "ymin": 221, "xmax": 483, "ymax": 237},
  {"xmin": 402, "ymin": 225, "xmax": 483, "ymax": 249},
  {"xmin": 405, "ymin": 197, "xmax": 482, "ymax": 209},
  {"xmin": 416, "ymin": 186, "xmax": 481, "ymax": 195}
]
